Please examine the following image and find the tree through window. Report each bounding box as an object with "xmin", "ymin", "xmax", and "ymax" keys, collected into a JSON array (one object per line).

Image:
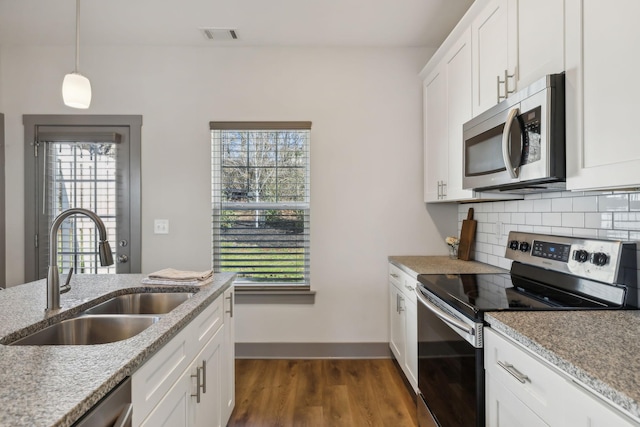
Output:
[{"xmin": 211, "ymin": 122, "xmax": 311, "ymax": 288}]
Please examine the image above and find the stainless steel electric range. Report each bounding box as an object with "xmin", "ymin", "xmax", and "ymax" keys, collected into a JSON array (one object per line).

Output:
[{"xmin": 415, "ymin": 231, "xmax": 638, "ymax": 427}]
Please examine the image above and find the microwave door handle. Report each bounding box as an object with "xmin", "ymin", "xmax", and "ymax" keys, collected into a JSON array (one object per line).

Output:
[{"xmin": 501, "ymin": 107, "xmax": 520, "ymax": 178}]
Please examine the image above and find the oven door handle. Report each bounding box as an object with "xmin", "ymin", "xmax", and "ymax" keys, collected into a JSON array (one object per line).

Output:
[{"xmin": 415, "ymin": 288, "xmax": 475, "ymax": 336}]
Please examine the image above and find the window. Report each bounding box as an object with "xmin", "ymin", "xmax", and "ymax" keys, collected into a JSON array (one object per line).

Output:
[{"xmin": 211, "ymin": 122, "xmax": 311, "ymax": 290}]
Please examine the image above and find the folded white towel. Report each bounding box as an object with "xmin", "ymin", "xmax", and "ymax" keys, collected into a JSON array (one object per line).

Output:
[
  {"xmin": 141, "ymin": 276, "xmax": 214, "ymax": 287},
  {"xmin": 147, "ymin": 268, "xmax": 213, "ymax": 282}
]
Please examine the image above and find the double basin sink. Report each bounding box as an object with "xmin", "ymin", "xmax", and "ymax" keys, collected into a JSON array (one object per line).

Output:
[{"xmin": 9, "ymin": 292, "xmax": 193, "ymax": 346}]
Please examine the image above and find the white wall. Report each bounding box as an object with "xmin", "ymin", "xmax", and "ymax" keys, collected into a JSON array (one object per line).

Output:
[{"xmin": 0, "ymin": 44, "xmax": 455, "ymax": 344}]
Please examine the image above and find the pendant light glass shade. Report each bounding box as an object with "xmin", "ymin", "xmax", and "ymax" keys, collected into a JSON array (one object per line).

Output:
[
  {"xmin": 62, "ymin": 72, "xmax": 91, "ymax": 109},
  {"xmin": 63, "ymin": 0, "xmax": 91, "ymax": 109}
]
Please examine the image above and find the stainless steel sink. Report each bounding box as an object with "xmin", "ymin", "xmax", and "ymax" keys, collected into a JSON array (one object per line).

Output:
[
  {"xmin": 9, "ymin": 315, "xmax": 160, "ymax": 346},
  {"xmin": 82, "ymin": 292, "xmax": 193, "ymax": 315}
]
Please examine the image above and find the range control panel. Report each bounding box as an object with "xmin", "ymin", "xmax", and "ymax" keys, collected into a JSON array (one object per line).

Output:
[{"xmin": 505, "ymin": 231, "xmax": 636, "ymax": 285}]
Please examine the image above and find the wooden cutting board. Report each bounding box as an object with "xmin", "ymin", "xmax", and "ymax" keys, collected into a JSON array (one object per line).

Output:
[{"xmin": 458, "ymin": 207, "xmax": 477, "ymax": 261}]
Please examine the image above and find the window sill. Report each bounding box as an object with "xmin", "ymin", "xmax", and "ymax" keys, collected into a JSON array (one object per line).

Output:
[{"xmin": 235, "ymin": 288, "xmax": 316, "ymax": 304}]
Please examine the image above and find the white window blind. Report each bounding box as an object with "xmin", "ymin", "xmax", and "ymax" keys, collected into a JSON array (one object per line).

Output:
[
  {"xmin": 211, "ymin": 122, "xmax": 311, "ymax": 289},
  {"xmin": 42, "ymin": 139, "xmax": 118, "ymax": 276}
]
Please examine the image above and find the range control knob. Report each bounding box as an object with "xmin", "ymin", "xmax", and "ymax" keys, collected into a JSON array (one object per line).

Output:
[
  {"xmin": 509, "ymin": 240, "xmax": 520, "ymax": 250},
  {"xmin": 590, "ymin": 252, "xmax": 609, "ymax": 266},
  {"xmin": 519, "ymin": 241, "xmax": 530, "ymax": 252},
  {"xmin": 572, "ymin": 250, "xmax": 589, "ymax": 263}
]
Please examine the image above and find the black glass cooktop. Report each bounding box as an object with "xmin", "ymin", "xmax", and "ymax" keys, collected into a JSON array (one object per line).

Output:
[{"xmin": 417, "ymin": 271, "xmax": 617, "ymax": 321}]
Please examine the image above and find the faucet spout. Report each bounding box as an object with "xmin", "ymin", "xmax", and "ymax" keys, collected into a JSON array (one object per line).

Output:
[{"xmin": 47, "ymin": 208, "xmax": 114, "ymax": 312}]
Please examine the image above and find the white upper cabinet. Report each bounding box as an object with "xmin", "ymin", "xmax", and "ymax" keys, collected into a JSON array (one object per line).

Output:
[
  {"xmin": 471, "ymin": 0, "xmax": 565, "ymax": 116},
  {"xmin": 515, "ymin": 0, "xmax": 565, "ymax": 89},
  {"xmin": 471, "ymin": 0, "xmax": 515, "ymax": 116},
  {"xmin": 423, "ymin": 66, "xmax": 448, "ymax": 202},
  {"xmin": 565, "ymin": 0, "xmax": 640, "ymax": 191},
  {"xmin": 445, "ymin": 30, "xmax": 475, "ymax": 201}
]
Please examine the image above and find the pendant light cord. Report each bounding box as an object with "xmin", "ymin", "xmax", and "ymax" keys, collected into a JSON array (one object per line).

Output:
[{"xmin": 75, "ymin": 0, "xmax": 80, "ymax": 73}]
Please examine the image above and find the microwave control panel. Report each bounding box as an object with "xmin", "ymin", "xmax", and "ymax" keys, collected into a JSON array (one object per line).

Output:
[{"xmin": 521, "ymin": 106, "xmax": 542, "ymax": 165}]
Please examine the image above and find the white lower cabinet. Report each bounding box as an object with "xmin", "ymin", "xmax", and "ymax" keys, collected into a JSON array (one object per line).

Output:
[
  {"xmin": 132, "ymin": 287, "xmax": 235, "ymax": 427},
  {"xmin": 485, "ymin": 328, "xmax": 639, "ymax": 427},
  {"xmin": 388, "ymin": 263, "xmax": 417, "ymax": 392}
]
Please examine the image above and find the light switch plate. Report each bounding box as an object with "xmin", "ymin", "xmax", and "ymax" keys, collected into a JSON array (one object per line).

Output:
[{"xmin": 154, "ymin": 219, "xmax": 169, "ymax": 234}]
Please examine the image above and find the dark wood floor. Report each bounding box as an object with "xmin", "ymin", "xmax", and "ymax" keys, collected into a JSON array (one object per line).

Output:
[{"xmin": 227, "ymin": 359, "xmax": 418, "ymax": 427}]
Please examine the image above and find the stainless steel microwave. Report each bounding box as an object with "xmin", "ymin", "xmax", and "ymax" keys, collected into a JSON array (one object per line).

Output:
[{"xmin": 462, "ymin": 73, "xmax": 565, "ymax": 193}]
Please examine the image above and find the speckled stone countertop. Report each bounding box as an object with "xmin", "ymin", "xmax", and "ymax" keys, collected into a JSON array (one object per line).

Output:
[
  {"xmin": 0, "ymin": 272, "xmax": 235, "ymax": 427},
  {"xmin": 486, "ymin": 311, "xmax": 640, "ymax": 421},
  {"xmin": 388, "ymin": 255, "xmax": 508, "ymax": 277}
]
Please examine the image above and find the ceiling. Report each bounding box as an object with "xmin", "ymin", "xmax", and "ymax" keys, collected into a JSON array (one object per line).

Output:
[{"xmin": 0, "ymin": 0, "xmax": 474, "ymax": 48}]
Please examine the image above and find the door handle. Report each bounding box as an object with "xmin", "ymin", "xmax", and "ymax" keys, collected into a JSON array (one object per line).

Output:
[
  {"xmin": 501, "ymin": 107, "xmax": 521, "ymax": 179},
  {"xmin": 117, "ymin": 254, "xmax": 129, "ymax": 263}
]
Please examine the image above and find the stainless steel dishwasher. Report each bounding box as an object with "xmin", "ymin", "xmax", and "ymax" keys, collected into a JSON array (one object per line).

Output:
[{"xmin": 73, "ymin": 377, "xmax": 132, "ymax": 427}]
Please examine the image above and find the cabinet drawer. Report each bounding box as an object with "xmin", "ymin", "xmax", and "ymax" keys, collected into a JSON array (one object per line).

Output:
[
  {"xmin": 389, "ymin": 263, "xmax": 417, "ymax": 304},
  {"xmin": 193, "ymin": 296, "xmax": 224, "ymax": 349},
  {"xmin": 484, "ymin": 328, "xmax": 565, "ymax": 423}
]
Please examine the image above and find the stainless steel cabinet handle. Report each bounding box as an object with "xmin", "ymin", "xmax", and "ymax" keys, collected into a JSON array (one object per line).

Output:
[
  {"xmin": 415, "ymin": 288, "xmax": 474, "ymax": 336},
  {"xmin": 441, "ymin": 181, "xmax": 447, "ymax": 198},
  {"xmin": 398, "ymin": 295, "xmax": 405, "ymax": 312},
  {"xmin": 390, "ymin": 273, "xmax": 399, "ymax": 279},
  {"xmin": 497, "ymin": 70, "xmax": 516, "ymax": 102},
  {"xmin": 201, "ymin": 360, "xmax": 207, "ymax": 393},
  {"xmin": 405, "ymin": 284, "xmax": 414, "ymax": 291},
  {"xmin": 226, "ymin": 292, "xmax": 234, "ymax": 318},
  {"xmin": 497, "ymin": 360, "xmax": 530, "ymax": 384},
  {"xmin": 501, "ymin": 107, "xmax": 521, "ymax": 179},
  {"xmin": 191, "ymin": 365, "xmax": 204, "ymax": 403}
]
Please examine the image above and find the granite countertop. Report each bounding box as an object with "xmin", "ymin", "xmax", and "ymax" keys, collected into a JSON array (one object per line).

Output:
[
  {"xmin": 486, "ymin": 311, "xmax": 640, "ymax": 421},
  {"xmin": 388, "ymin": 255, "xmax": 508, "ymax": 277},
  {"xmin": 0, "ymin": 272, "xmax": 235, "ymax": 427}
]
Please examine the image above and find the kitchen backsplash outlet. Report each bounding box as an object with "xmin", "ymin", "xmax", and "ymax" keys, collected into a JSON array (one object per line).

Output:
[{"xmin": 457, "ymin": 190, "xmax": 640, "ymax": 272}]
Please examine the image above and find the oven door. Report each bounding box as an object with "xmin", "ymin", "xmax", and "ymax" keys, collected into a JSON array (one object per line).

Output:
[{"xmin": 415, "ymin": 286, "xmax": 484, "ymax": 427}]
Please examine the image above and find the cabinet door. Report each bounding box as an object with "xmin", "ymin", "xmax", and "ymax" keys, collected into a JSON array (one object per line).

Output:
[
  {"xmin": 471, "ymin": 0, "xmax": 515, "ymax": 115},
  {"xmin": 561, "ymin": 380, "xmax": 637, "ymax": 427},
  {"xmin": 566, "ymin": 0, "xmax": 640, "ymax": 190},
  {"xmin": 139, "ymin": 370, "xmax": 195, "ymax": 427},
  {"xmin": 486, "ymin": 372, "xmax": 549, "ymax": 427},
  {"xmin": 445, "ymin": 29, "xmax": 474, "ymax": 201},
  {"xmin": 221, "ymin": 287, "xmax": 235, "ymax": 425},
  {"xmin": 404, "ymin": 298, "xmax": 418, "ymax": 392},
  {"xmin": 423, "ymin": 66, "xmax": 448, "ymax": 202},
  {"xmin": 389, "ymin": 284, "xmax": 405, "ymax": 362},
  {"xmin": 194, "ymin": 325, "xmax": 224, "ymax": 427},
  {"xmin": 514, "ymin": 0, "xmax": 564, "ymax": 89}
]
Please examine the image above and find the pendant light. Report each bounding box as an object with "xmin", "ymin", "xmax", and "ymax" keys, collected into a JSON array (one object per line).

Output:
[{"xmin": 62, "ymin": 0, "xmax": 91, "ymax": 109}]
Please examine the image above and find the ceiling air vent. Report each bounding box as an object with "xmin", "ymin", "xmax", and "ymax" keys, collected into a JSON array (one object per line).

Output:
[{"xmin": 200, "ymin": 28, "xmax": 238, "ymax": 41}]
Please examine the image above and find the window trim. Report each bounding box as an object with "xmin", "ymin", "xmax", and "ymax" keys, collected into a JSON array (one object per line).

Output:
[{"xmin": 211, "ymin": 121, "xmax": 312, "ymax": 295}]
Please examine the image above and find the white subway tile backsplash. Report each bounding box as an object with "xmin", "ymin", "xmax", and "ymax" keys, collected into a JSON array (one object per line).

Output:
[
  {"xmin": 518, "ymin": 200, "xmax": 534, "ymax": 212},
  {"xmin": 572, "ymin": 228, "xmax": 599, "ymax": 238},
  {"xmin": 552, "ymin": 197, "xmax": 573, "ymax": 212},
  {"xmin": 511, "ymin": 212, "xmax": 525, "ymax": 224},
  {"xmin": 533, "ymin": 226, "xmax": 552, "ymax": 234},
  {"xmin": 572, "ymin": 196, "xmax": 598, "ymax": 212},
  {"xmin": 598, "ymin": 229, "xmax": 630, "ymax": 240},
  {"xmin": 525, "ymin": 212, "xmax": 542, "ymax": 226},
  {"xmin": 505, "ymin": 200, "xmax": 519, "ymax": 212},
  {"xmin": 551, "ymin": 226, "xmax": 573, "ymax": 236},
  {"xmin": 533, "ymin": 199, "xmax": 552, "ymax": 212},
  {"xmin": 460, "ymin": 190, "xmax": 640, "ymax": 269},
  {"xmin": 562, "ymin": 212, "xmax": 585, "ymax": 228},
  {"xmin": 524, "ymin": 193, "xmax": 542, "ymax": 200},
  {"xmin": 598, "ymin": 194, "xmax": 629, "ymax": 212},
  {"xmin": 542, "ymin": 212, "xmax": 562, "ymax": 226}
]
